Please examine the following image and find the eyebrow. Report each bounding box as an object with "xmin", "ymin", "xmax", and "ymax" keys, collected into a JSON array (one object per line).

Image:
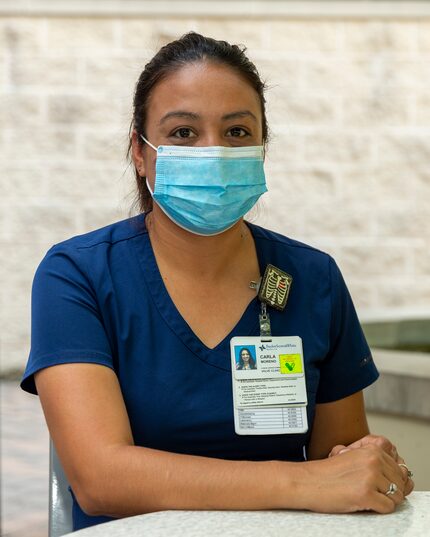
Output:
[
  {"xmin": 159, "ymin": 111, "xmax": 199, "ymax": 125},
  {"xmin": 158, "ymin": 109, "xmax": 258, "ymax": 125},
  {"xmin": 221, "ymin": 110, "xmax": 258, "ymax": 122}
]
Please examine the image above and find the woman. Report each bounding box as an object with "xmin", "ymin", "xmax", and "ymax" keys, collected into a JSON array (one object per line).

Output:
[
  {"xmin": 21, "ymin": 33, "xmax": 413, "ymax": 532},
  {"xmin": 236, "ymin": 348, "xmax": 257, "ymax": 370}
]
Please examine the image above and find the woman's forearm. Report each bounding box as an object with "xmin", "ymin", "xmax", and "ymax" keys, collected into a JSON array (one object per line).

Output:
[
  {"xmin": 80, "ymin": 445, "xmax": 305, "ymax": 517},
  {"xmin": 78, "ymin": 442, "xmax": 407, "ymax": 518}
]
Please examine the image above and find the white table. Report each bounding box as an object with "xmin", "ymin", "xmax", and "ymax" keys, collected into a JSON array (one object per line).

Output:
[{"xmin": 67, "ymin": 491, "xmax": 430, "ymax": 536}]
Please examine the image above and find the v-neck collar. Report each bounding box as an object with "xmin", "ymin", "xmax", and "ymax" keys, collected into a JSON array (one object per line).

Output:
[{"xmin": 133, "ymin": 214, "xmax": 265, "ymax": 372}]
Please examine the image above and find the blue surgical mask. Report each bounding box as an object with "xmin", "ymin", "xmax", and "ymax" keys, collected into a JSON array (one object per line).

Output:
[{"xmin": 141, "ymin": 135, "xmax": 267, "ymax": 236}]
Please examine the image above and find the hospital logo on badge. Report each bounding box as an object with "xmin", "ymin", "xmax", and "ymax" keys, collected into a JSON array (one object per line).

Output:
[
  {"xmin": 279, "ymin": 354, "xmax": 303, "ymax": 374},
  {"xmin": 258, "ymin": 264, "xmax": 293, "ymax": 311}
]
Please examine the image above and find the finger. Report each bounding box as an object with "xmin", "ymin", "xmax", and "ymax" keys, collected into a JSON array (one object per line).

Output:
[
  {"xmin": 371, "ymin": 449, "xmax": 406, "ymax": 496},
  {"xmin": 343, "ymin": 437, "xmax": 365, "ymax": 450},
  {"xmin": 367, "ymin": 490, "xmax": 396, "ymax": 514},
  {"xmin": 405, "ymin": 477, "xmax": 415, "ymax": 496},
  {"xmin": 371, "ymin": 435, "xmax": 396, "ymax": 457},
  {"xmin": 396, "ymin": 456, "xmax": 415, "ymax": 489},
  {"xmin": 363, "ymin": 445, "xmax": 405, "ymax": 504},
  {"xmin": 346, "ymin": 434, "xmax": 394, "ymax": 456},
  {"xmin": 328, "ymin": 445, "xmax": 346, "ymax": 457},
  {"xmin": 379, "ymin": 478, "xmax": 405, "ymax": 506},
  {"xmin": 397, "ymin": 459, "xmax": 409, "ymax": 483},
  {"xmin": 390, "ymin": 444, "xmax": 399, "ymax": 461},
  {"xmin": 382, "ymin": 453, "xmax": 406, "ymax": 489}
]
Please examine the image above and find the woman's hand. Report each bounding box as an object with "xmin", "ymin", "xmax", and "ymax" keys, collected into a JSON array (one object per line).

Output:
[
  {"xmin": 300, "ymin": 444, "xmax": 407, "ymax": 514},
  {"xmin": 328, "ymin": 434, "xmax": 414, "ymax": 496}
]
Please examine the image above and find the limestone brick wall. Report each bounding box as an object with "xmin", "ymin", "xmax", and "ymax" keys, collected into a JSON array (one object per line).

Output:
[{"xmin": 1, "ymin": 3, "xmax": 429, "ymax": 373}]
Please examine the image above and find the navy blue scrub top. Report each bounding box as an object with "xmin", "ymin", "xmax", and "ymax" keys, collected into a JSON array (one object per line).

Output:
[{"xmin": 21, "ymin": 213, "xmax": 378, "ymax": 531}]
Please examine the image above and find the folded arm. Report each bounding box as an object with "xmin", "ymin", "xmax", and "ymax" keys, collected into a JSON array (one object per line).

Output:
[{"xmin": 36, "ymin": 363, "xmax": 407, "ymax": 518}]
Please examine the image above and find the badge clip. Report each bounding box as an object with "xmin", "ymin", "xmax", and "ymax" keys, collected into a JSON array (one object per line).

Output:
[
  {"xmin": 259, "ymin": 302, "xmax": 272, "ymax": 339},
  {"xmin": 258, "ymin": 264, "xmax": 293, "ymax": 312}
]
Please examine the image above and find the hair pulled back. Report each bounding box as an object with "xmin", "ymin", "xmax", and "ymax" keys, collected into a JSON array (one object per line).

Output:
[{"xmin": 128, "ymin": 31, "xmax": 268, "ymax": 213}]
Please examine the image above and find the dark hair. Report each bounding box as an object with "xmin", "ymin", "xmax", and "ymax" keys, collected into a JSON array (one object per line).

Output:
[
  {"xmin": 127, "ymin": 31, "xmax": 269, "ymax": 213},
  {"xmin": 237, "ymin": 347, "xmax": 257, "ymax": 370}
]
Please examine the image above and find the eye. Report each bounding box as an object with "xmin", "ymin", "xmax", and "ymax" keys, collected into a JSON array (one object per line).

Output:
[
  {"xmin": 227, "ymin": 127, "xmax": 250, "ymax": 138},
  {"xmin": 172, "ymin": 127, "xmax": 196, "ymax": 139}
]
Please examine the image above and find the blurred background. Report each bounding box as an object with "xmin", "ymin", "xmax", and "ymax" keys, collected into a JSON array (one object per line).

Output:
[{"xmin": 1, "ymin": 0, "xmax": 429, "ymax": 535}]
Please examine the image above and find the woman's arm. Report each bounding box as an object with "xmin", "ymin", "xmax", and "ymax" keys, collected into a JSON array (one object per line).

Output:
[
  {"xmin": 307, "ymin": 391, "xmax": 370, "ymax": 460},
  {"xmin": 35, "ymin": 364, "xmax": 405, "ymax": 518},
  {"xmin": 36, "ymin": 363, "xmax": 299, "ymax": 516}
]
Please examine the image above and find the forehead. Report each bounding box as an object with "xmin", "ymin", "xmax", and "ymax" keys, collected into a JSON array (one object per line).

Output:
[{"xmin": 146, "ymin": 61, "xmax": 262, "ymax": 121}]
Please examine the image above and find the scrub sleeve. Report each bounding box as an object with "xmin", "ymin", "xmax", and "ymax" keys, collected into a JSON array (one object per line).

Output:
[{"xmin": 21, "ymin": 245, "xmax": 114, "ymax": 394}]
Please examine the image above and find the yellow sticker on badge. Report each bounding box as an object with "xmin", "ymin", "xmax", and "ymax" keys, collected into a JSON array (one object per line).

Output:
[{"xmin": 279, "ymin": 354, "xmax": 303, "ymax": 374}]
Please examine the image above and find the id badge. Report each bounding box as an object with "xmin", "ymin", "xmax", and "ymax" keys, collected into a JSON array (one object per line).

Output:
[{"xmin": 230, "ymin": 336, "xmax": 308, "ymax": 435}]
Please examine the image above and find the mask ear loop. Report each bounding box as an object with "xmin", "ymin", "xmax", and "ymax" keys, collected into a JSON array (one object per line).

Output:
[
  {"xmin": 146, "ymin": 178, "xmax": 154, "ymax": 196},
  {"xmin": 139, "ymin": 135, "xmax": 157, "ymax": 196},
  {"xmin": 140, "ymin": 134, "xmax": 157, "ymax": 198},
  {"xmin": 140, "ymin": 134, "xmax": 158, "ymax": 152}
]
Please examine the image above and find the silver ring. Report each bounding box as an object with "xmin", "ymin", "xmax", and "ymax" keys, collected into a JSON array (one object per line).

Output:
[
  {"xmin": 385, "ymin": 482, "xmax": 398, "ymax": 496},
  {"xmin": 398, "ymin": 463, "xmax": 413, "ymax": 478}
]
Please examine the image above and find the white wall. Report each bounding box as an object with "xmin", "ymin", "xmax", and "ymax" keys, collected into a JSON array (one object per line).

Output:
[{"xmin": 1, "ymin": 2, "xmax": 429, "ymax": 372}]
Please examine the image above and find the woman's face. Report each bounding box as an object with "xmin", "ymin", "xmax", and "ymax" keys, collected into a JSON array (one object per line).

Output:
[
  {"xmin": 241, "ymin": 349, "xmax": 251, "ymax": 363},
  {"xmin": 133, "ymin": 61, "xmax": 263, "ymax": 191}
]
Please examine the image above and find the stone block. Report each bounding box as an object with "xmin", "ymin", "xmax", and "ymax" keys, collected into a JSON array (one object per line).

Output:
[
  {"xmin": 377, "ymin": 135, "xmax": 430, "ymax": 165},
  {"xmin": 415, "ymin": 94, "xmax": 430, "ymax": 125},
  {"xmin": 119, "ymin": 19, "xmax": 267, "ymax": 54},
  {"xmin": 47, "ymin": 94, "xmax": 120, "ymax": 125},
  {"xmin": 377, "ymin": 279, "xmax": 430, "ymax": 309},
  {"xmin": 83, "ymin": 56, "xmax": 143, "ymax": 89},
  {"xmin": 194, "ymin": 20, "xmax": 267, "ymax": 51},
  {"xmin": 303, "ymin": 202, "xmax": 374, "ymax": 238},
  {"xmin": 267, "ymin": 21, "xmax": 339, "ymax": 53},
  {"xmin": 0, "ymin": 17, "xmax": 44, "ymax": 54},
  {"xmin": 417, "ymin": 22, "xmax": 430, "ymax": 51},
  {"xmin": 1, "ymin": 167, "xmax": 48, "ymax": 198},
  {"xmin": 374, "ymin": 60, "xmax": 430, "ymax": 89},
  {"xmin": 414, "ymin": 242, "xmax": 430, "ymax": 276},
  {"xmin": 0, "ymin": 338, "xmax": 30, "ymax": 374},
  {"xmin": 338, "ymin": 244, "xmax": 408, "ymax": 277},
  {"xmin": 81, "ymin": 205, "xmax": 125, "ymax": 233},
  {"xmin": 46, "ymin": 18, "xmax": 116, "ymax": 55},
  {"xmin": 45, "ymin": 165, "xmax": 123, "ymax": 200},
  {"xmin": 347, "ymin": 281, "xmax": 376, "ymax": 311},
  {"xmin": 0, "ymin": 94, "xmax": 42, "ymax": 127},
  {"xmin": 0, "ymin": 242, "xmax": 47, "ymax": 288},
  {"xmin": 304, "ymin": 132, "xmax": 372, "ymax": 164},
  {"xmin": 7, "ymin": 205, "xmax": 77, "ymax": 244},
  {"xmin": 376, "ymin": 204, "xmax": 429, "ymax": 239},
  {"xmin": 9, "ymin": 56, "xmax": 79, "ymax": 88},
  {"xmin": 118, "ymin": 18, "xmax": 191, "ymax": 51},
  {"xmin": 304, "ymin": 60, "xmax": 349, "ymax": 91},
  {"xmin": 342, "ymin": 90, "xmax": 410, "ymax": 127},
  {"xmin": 306, "ymin": 56, "xmax": 429, "ymax": 95},
  {"xmin": 258, "ymin": 59, "xmax": 302, "ymax": 89},
  {"xmin": 3, "ymin": 127, "xmax": 76, "ymax": 160},
  {"xmin": 342, "ymin": 22, "xmax": 417, "ymax": 55},
  {"xmin": 268, "ymin": 88, "xmax": 336, "ymax": 126},
  {"xmin": 267, "ymin": 166, "xmax": 337, "ymax": 205},
  {"xmin": 0, "ymin": 288, "xmax": 31, "ymax": 343},
  {"xmin": 82, "ymin": 130, "xmax": 126, "ymax": 162},
  {"xmin": 338, "ymin": 168, "xmax": 377, "ymax": 203},
  {"xmin": 264, "ymin": 131, "xmax": 304, "ymax": 164},
  {"xmin": 259, "ymin": 191, "xmax": 305, "ymax": 239},
  {"xmin": 373, "ymin": 162, "xmax": 423, "ymax": 201}
]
